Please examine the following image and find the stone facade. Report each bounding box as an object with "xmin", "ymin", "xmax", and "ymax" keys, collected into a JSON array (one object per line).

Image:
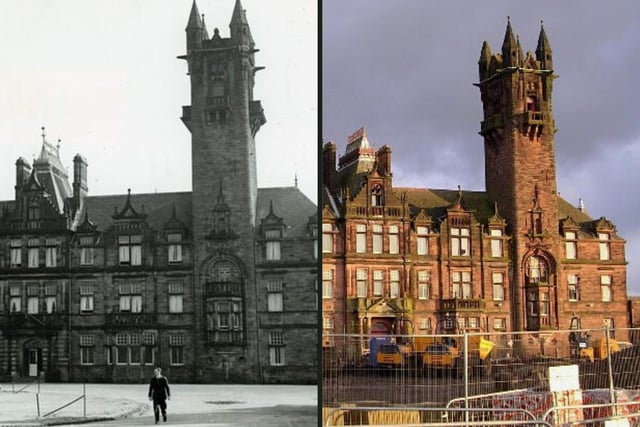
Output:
[
  {"xmin": 322, "ymin": 21, "xmax": 630, "ymax": 356},
  {"xmin": 0, "ymin": 0, "xmax": 317, "ymax": 384}
]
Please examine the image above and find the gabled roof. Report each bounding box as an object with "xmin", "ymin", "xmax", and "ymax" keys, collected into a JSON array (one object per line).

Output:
[
  {"xmin": 256, "ymin": 187, "xmax": 316, "ymax": 238},
  {"xmin": 79, "ymin": 191, "xmax": 193, "ymax": 232}
]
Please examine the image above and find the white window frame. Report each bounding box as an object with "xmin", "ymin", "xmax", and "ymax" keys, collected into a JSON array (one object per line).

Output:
[
  {"xmin": 373, "ymin": 270, "xmax": 384, "ymax": 297},
  {"xmin": 601, "ymin": 275, "xmax": 612, "ymax": 302},
  {"xmin": 267, "ymin": 289, "xmax": 284, "ymax": 312},
  {"xmin": 418, "ymin": 270, "xmax": 430, "ymax": 300},
  {"xmin": 417, "ymin": 226, "xmax": 429, "ymax": 256},
  {"xmin": 355, "ymin": 224, "xmax": 366, "ymax": 253},
  {"xmin": 28, "ymin": 247, "xmax": 39, "ymax": 268},
  {"xmin": 356, "ymin": 268, "xmax": 368, "ymax": 298},
  {"xmin": 167, "ymin": 233, "xmax": 183, "ymax": 264},
  {"xmin": 565, "ymin": 231, "xmax": 577, "ymax": 260},
  {"xmin": 452, "ymin": 271, "xmax": 471, "ymax": 299},
  {"xmin": 322, "ymin": 223, "xmax": 334, "ymax": 254},
  {"xmin": 568, "ymin": 274, "xmax": 579, "ymax": 301},
  {"xmin": 372, "ymin": 224, "xmax": 383, "ymax": 254},
  {"xmin": 322, "ymin": 270, "xmax": 333, "ymax": 298},
  {"xmin": 168, "ymin": 282, "xmax": 184, "ymax": 314},
  {"xmin": 599, "ymin": 233, "xmax": 610, "ymax": 261},
  {"xmin": 389, "ymin": 270, "xmax": 400, "ymax": 298},
  {"xmin": 451, "ymin": 227, "xmax": 470, "ymax": 257},
  {"xmin": 490, "ymin": 229, "xmax": 503, "ymax": 258},
  {"xmin": 45, "ymin": 246, "xmax": 57, "ymax": 267},
  {"xmin": 388, "ymin": 225, "xmax": 399, "ymax": 254},
  {"xmin": 492, "ymin": 272, "xmax": 504, "ymax": 301}
]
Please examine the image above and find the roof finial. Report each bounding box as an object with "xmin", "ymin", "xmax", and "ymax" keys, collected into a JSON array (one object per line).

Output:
[
  {"xmin": 57, "ymin": 138, "xmax": 61, "ymax": 152},
  {"xmin": 578, "ymin": 198, "xmax": 586, "ymax": 213},
  {"xmin": 294, "ymin": 174, "xmax": 298, "ymax": 188},
  {"xmin": 41, "ymin": 126, "xmax": 46, "ymax": 144}
]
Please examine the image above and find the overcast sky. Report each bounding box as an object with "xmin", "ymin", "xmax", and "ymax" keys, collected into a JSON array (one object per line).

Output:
[
  {"xmin": 0, "ymin": 0, "xmax": 317, "ymax": 205},
  {"xmin": 323, "ymin": 0, "xmax": 640, "ymax": 295}
]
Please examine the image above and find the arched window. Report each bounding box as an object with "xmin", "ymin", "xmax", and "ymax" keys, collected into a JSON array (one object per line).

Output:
[
  {"xmin": 526, "ymin": 256, "xmax": 548, "ymax": 284},
  {"xmin": 204, "ymin": 258, "xmax": 243, "ymax": 345}
]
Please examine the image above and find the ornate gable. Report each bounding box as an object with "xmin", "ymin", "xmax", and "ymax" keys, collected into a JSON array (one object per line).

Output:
[
  {"xmin": 112, "ymin": 189, "xmax": 147, "ymax": 221},
  {"xmin": 77, "ymin": 210, "xmax": 98, "ymax": 233}
]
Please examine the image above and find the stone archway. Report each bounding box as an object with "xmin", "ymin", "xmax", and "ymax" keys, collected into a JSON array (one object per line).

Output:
[{"xmin": 199, "ymin": 254, "xmax": 247, "ymax": 346}]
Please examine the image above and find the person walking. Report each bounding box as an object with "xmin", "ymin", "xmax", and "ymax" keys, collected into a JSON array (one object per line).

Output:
[{"xmin": 148, "ymin": 367, "xmax": 171, "ymax": 424}]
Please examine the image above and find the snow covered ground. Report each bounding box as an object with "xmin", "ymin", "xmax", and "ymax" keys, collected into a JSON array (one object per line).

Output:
[{"xmin": 0, "ymin": 382, "xmax": 317, "ymax": 423}]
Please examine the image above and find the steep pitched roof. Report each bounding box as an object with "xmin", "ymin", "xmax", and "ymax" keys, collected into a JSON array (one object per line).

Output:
[
  {"xmin": 79, "ymin": 191, "xmax": 192, "ymax": 232},
  {"xmin": 256, "ymin": 187, "xmax": 316, "ymax": 237}
]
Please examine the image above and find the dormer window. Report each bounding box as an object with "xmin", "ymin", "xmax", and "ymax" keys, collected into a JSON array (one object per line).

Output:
[
  {"xmin": 416, "ymin": 226, "xmax": 429, "ymax": 255},
  {"xmin": 167, "ymin": 233, "xmax": 183, "ymax": 264},
  {"xmin": 119, "ymin": 234, "xmax": 142, "ymax": 266},
  {"xmin": 371, "ymin": 184, "xmax": 383, "ymax": 207},
  {"xmin": 598, "ymin": 233, "xmax": 610, "ymax": 260},
  {"xmin": 265, "ymin": 229, "xmax": 281, "ymax": 261},
  {"xmin": 565, "ymin": 231, "xmax": 577, "ymax": 260},
  {"xmin": 490, "ymin": 229, "xmax": 503, "ymax": 257}
]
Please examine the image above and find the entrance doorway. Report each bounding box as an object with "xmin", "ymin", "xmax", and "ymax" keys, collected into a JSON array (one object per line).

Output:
[
  {"xmin": 370, "ymin": 318, "xmax": 392, "ymax": 335},
  {"xmin": 27, "ymin": 349, "xmax": 39, "ymax": 377}
]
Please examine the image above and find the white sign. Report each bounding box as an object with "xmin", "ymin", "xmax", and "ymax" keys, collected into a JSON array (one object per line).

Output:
[
  {"xmin": 604, "ymin": 418, "xmax": 630, "ymax": 427},
  {"xmin": 548, "ymin": 364, "xmax": 580, "ymax": 392}
]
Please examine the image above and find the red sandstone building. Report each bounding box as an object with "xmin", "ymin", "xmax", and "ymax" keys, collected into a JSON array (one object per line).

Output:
[{"xmin": 322, "ymin": 21, "xmax": 630, "ymax": 352}]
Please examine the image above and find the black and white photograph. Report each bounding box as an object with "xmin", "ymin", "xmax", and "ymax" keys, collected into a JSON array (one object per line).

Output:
[{"xmin": 0, "ymin": 1, "xmax": 318, "ymax": 425}]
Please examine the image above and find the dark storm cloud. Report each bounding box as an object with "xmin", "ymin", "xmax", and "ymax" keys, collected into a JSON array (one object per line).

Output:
[{"xmin": 323, "ymin": 0, "xmax": 640, "ymax": 292}]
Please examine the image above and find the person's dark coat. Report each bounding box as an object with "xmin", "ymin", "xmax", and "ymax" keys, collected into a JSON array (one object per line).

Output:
[{"xmin": 148, "ymin": 376, "xmax": 171, "ymax": 401}]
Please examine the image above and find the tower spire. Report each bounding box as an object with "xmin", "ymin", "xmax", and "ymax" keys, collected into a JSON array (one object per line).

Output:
[
  {"xmin": 478, "ymin": 41, "xmax": 492, "ymax": 81},
  {"xmin": 186, "ymin": 0, "xmax": 202, "ymax": 30},
  {"xmin": 501, "ymin": 17, "xmax": 518, "ymax": 67},
  {"xmin": 536, "ymin": 20, "xmax": 553, "ymax": 70},
  {"xmin": 185, "ymin": 0, "xmax": 204, "ymax": 52},
  {"xmin": 230, "ymin": 0, "xmax": 253, "ymax": 47}
]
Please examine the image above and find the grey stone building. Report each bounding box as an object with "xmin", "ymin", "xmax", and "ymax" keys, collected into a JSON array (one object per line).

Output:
[{"xmin": 0, "ymin": 0, "xmax": 317, "ymax": 384}]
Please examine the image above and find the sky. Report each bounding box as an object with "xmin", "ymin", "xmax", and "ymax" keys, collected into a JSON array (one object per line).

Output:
[
  {"xmin": 0, "ymin": 0, "xmax": 317, "ymax": 204},
  {"xmin": 323, "ymin": 0, "xmax": 640, "ymax": 294}
]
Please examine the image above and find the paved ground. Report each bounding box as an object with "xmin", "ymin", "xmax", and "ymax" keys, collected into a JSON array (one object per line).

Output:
[{"xmin": 67, "ymin": 405, "xmax": 317, "ymax": 427}]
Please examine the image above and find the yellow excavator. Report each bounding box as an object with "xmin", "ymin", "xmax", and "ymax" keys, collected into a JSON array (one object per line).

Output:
[
  {"xmin": 569, "ymin": 316, "xmax": 620, "ymax": 362},
  {"xmin": 415, "ymin": 320, "xmax": 495, "ymax": 377}
]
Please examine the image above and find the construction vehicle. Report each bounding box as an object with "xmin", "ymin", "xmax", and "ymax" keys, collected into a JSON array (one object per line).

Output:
[
  {"xmin": 369, "ymin": 337, "xmax": 411, "ymax": 369},
  {"xmin": 569, "ymin": 316, "xmax": 620, "ymax": 362},
  {"xmin": 413, "ymin": 320, "xmax": 495, "ymax": 377}
]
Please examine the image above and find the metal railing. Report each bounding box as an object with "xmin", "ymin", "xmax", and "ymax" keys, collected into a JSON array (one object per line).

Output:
[{"xmin": 323, "ymin": 327, "xmax": 640, "ymax": 425}]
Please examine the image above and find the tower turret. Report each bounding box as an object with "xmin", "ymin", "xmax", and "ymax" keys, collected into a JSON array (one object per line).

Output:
[
  {"xmin": 186, "ymin": 0, "xmax": 205, "ymax": 53},
  {"xmin": 536, "ymin": 22, "xmax": 553, "ymax": 70},
  {"xmin": 230, "ymin": 0, "xmax": 254, "ymax": 48},
  {"xmin": 501, "ymin": 18, "xmax": 518, "ymax": 67},
  {"xmin": 478, "ymin": 41, "xmax": 492, "ymax": 81}
]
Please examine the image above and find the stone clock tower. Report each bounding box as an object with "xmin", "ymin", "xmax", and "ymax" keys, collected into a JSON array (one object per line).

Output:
[
  {"xmin": 477, "ymin": 20, "xmax": 560, "ymax": 332},
  {"xmin": 181, "ymin": 0, "xmax": 266, "ymax": 381}
]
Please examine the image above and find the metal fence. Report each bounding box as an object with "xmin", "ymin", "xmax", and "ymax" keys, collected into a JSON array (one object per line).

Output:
[{"xmin": 323, "ymin": 327, "xmax": 640, "ymax": 425}]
